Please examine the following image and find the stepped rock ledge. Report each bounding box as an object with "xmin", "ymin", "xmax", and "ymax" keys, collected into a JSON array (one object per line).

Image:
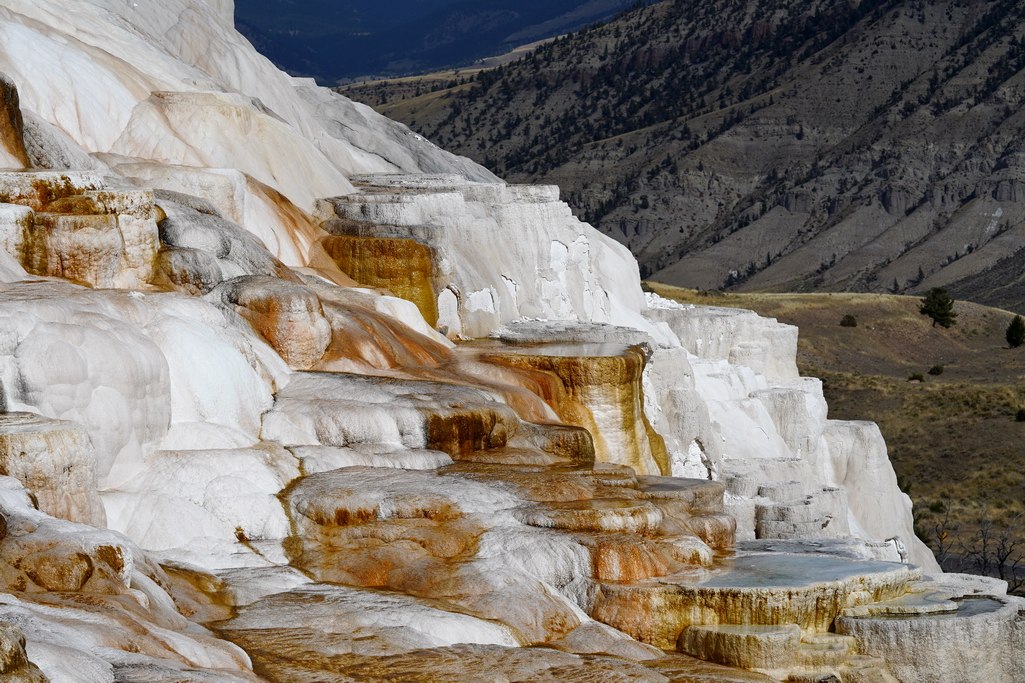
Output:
[{"xmin": 0, "ymin": 1, "xmax": 1018, "ymax": 681}]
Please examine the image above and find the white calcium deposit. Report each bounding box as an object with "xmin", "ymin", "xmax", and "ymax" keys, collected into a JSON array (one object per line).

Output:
[{"xmin": 0, "ymin": 1, "xmax": 1016, "ymax": 682}]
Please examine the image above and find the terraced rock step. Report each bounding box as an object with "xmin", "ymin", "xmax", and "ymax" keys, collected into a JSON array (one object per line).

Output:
[
  {"xmin": 514, "ymin": 499, "xmax": 664, "ymax": 534},
  {"xmin": 678, "ymin": 624, "xmax": 801, "ymax": 669},
  {"xmin": 575, "ymin": 534, "xmax": 714, "ymax": 582},
  {"xmin": 836, "ymin": 590, "xmax": 1025, "ymax": 683},
  {"xmin": 439, "ymin": 462, "xmax": 637, "ymax": 503},
  {"xmin": 468, "ymin": 339, "xmax": 668, "ymax": 475},
  {"xmin": 755, "ymin": 488, "xmax": 850, "ymax": 541},
  {"xmin": 635, "ymin": 476, "xmax": 725, "ymax": 512},
  {"xmin": 0, "ymin": 412, "xmax": 104, "ymax": 526},
  {"xmin": 218, "ymin": 581, "xmax": 778, "ymax": 683},
  {"xmin": 449, "ymin": 445, "xmax": 568, "ymax": 466},
  {"xmin": 796, "ymin": 632, "xmax": 857, "ymax": 667},
  {"xmin": 0, "ymin": 172, "xmax": 159, "ymax": 288},
  {"xmin": 589, "ymin": 553, "xmax": 919, "ymax": 649}
]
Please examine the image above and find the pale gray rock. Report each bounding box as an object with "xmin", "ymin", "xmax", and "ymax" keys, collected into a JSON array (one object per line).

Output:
[
  {"xmin": 547, "ymin": 621, "xmax": 664, "ymax": 662},
  {"xmin": 823, "ymin": 420, "xmax": 933, "ymax": 569},
  {"xmin": 0, "ymin": 623, "xmax": 45, "ymax": 683},
  {"xmin": 0, "ymin": 412, "xmax": 104, "ymax": 526},
  {"xmin": 644, "ymin": 297, "xmax": 799, "ymax": 383},
  {"xmin": 207, "ymin": 276, "xmax": 331, "ymax": 370},
  {"xmin": 0, "ymin": 202, "xmax": 32, "ymax": 277},
  {"xmin": 220, "ymin": 583, "xmax": 521, "ymax": 656},
  {"xmin": 109, "ymin": 91, "xmax": 355, "ymax": 213},
  {"xmin": 837, "ymin": 591, "xmax": 1025, "ymax": 682},
  {"xmin": 0, "ymin": 73, "xmax": 28, "ymax": 170},
  {"xmin": 494, "ymin": 320, "xmax": 656, "ymax": 348},
  {"xmin": 21, "ymin": 112, "xmax": 111, "ymax": 173},
  {"xmin": 294, "ymin": 83, "xmax": 498, "ymax": 184},
  {"xmin": 679, "ymin": 624, "xmax": 802, "ymax": 669},
  {"xmin": 155, "ymin": 199, "xmax": 293, "ymax": 294},
  {"xmin": 112, "ymin": 159, "xmax": 333, "ymax": 270}
]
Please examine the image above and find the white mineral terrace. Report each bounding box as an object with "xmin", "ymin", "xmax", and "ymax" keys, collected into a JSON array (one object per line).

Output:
[{"xmin": 0, "ymin": 1, "xmax": 1019, "ymax": 681}]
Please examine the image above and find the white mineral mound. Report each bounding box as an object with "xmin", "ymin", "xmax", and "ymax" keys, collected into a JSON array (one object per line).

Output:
[
  {"xmin": 0, "ymin": 1, "xmax": 1010, "ymax": 682},
  {"xmin": 0, "ymin": 0, "xmax": 492, "ymax": 188}
]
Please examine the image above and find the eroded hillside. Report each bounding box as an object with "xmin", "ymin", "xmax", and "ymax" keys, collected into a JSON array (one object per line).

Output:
[{"xmin": 345, "ymin": 0, "xmax": 1025, "ymax": 310}]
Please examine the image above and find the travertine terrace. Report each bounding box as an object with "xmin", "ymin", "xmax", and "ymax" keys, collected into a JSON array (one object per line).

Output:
[{"xmin": 0, "ymin": 1, "xmax": 1019, "ymax": 681}]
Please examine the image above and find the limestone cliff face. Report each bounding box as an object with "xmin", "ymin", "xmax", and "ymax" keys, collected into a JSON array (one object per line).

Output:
[{"xmin": 0, "ymin": 2, "xmax": 1016, "ymax": 682}]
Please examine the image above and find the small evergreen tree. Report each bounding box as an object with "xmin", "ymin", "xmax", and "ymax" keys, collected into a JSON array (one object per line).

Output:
[
  {"xmin": 919, "ymin": 288, "xmax": 957, "ymax": 328},
  {"xmin": 1007, "ymin": 315, "xmax": 1025, "ymax": 348}
]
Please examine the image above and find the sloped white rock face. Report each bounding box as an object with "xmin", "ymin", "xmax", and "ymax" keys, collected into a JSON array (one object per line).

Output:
[
  {"xmin": 641, "ymin": 295, "xmax": 937, "ymax": 571},
  {"xmin": 645, "ymin": 300, "xmax": 799, "ymax": 383},
  {"xmin": 0, "ymin": 277, "xmax": 288, "ymax": 486},
  {"xmin": 324, "ymin": 175, "xmax": 664, "ymax": 342},
  {"xmin": 105, "ymin": 443, "xmax": 300, "ymax": 562},
  {"xmin": 115, "ymin": 162, "xmax": 324, "ymax": 269},
  {"xmin": 223, "ymin": 583, "xmax": 522, "ymax": 654},
  {"xmin": 0, "ymin": 0, "xmax": 494, "ymax": 211},
  {"xmin": 824, "ymin": 421, "xmax": 922, "ymax": 557}
]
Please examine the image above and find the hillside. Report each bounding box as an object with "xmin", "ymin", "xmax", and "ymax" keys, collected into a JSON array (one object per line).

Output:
[
  {"xmin": 647, "ymin": 282, "xmax": 1025, "ymax": 588},
  {"xmin": 343, "ymin": 0, "xmax": 1025, "ymax": 311},
  {"xmin": 235, "ymin": 0, "xmax": 642, "ymax": 82}
]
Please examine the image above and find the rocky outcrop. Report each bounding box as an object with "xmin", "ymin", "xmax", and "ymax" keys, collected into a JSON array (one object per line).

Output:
[
  {"xmin": 0, "ymin": 75, "xmax": 28, "ymax": 170},
  {"xmin": 0, "ymin": 173, "xmax": 159, "ymax": 288},
  {"xmin": 0, "ymin": 623, "xmax": 45, "ymax": 683},
  {"xmin": 0, "ymin": 413, "xmax": 104, "ymax": 526},
  {"xmin": 208, "ymin": 276, "xmax": 332, "ymax": 370},
  {"xmin": 322, "ymin": 175, "xmax": 656, "ymax": 341},
  {"xmin": 152, "ymin": 194, "xmax": 297, "ymax": 294}
]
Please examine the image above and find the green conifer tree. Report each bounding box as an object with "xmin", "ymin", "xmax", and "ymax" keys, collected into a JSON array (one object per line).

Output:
[
  {"xmin": 1007, "ymin": 315, "xmax": 1025, "ymax": 348},
  {"xmin": 919, "ymin": 288, "xmax": 957, "ymax": 328}
]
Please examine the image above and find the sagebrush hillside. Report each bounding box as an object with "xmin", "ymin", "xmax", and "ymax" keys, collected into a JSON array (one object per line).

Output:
[{"xmin": 344, "ymin": 0, "xmax": 1025, "ymax": 311}]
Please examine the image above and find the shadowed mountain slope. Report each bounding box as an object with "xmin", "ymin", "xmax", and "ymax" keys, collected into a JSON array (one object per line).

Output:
[
  {"xmin": 235, "ymin": 0, "xmax": 643, "ymax": 82},
  {"xmin": 345, "ymin": 0, "xmax": 1025, "ymax": 311}
]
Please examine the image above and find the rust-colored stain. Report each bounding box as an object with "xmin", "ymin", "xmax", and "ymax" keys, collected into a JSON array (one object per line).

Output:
[
  {"xmin": 316, "ymin": 298, "xmax": 451, "ymax": 373},
  {"xmin": 320, "ymin": 234, "xmax": 438, "ymax": 327},
  {"xmin": 23, "ymin": 212, "xmax": 122, "ymax": 287},
  {"xmin": 476, "ymin": 345, "xmax": 670, "ymax": 475},
  {"xmin": 25, "ymin": 177, "xmax": 80, "ymax": 210},
  {"xmin": 0, "ymin": 79, "xmax": 30, "ymax": 168},
  {"xmin": 426, "ymin": 409, "xmax": 509, "ymax": 457},
  {"xmin": 93, "ymin": 545, "xmax": 125, "ymax": 575}
]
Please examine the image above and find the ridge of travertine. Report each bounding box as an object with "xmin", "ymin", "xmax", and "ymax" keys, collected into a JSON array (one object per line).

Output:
[{"xmin": 0, "ymin": 2, "xmax": 1019, "ymax": 682}]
